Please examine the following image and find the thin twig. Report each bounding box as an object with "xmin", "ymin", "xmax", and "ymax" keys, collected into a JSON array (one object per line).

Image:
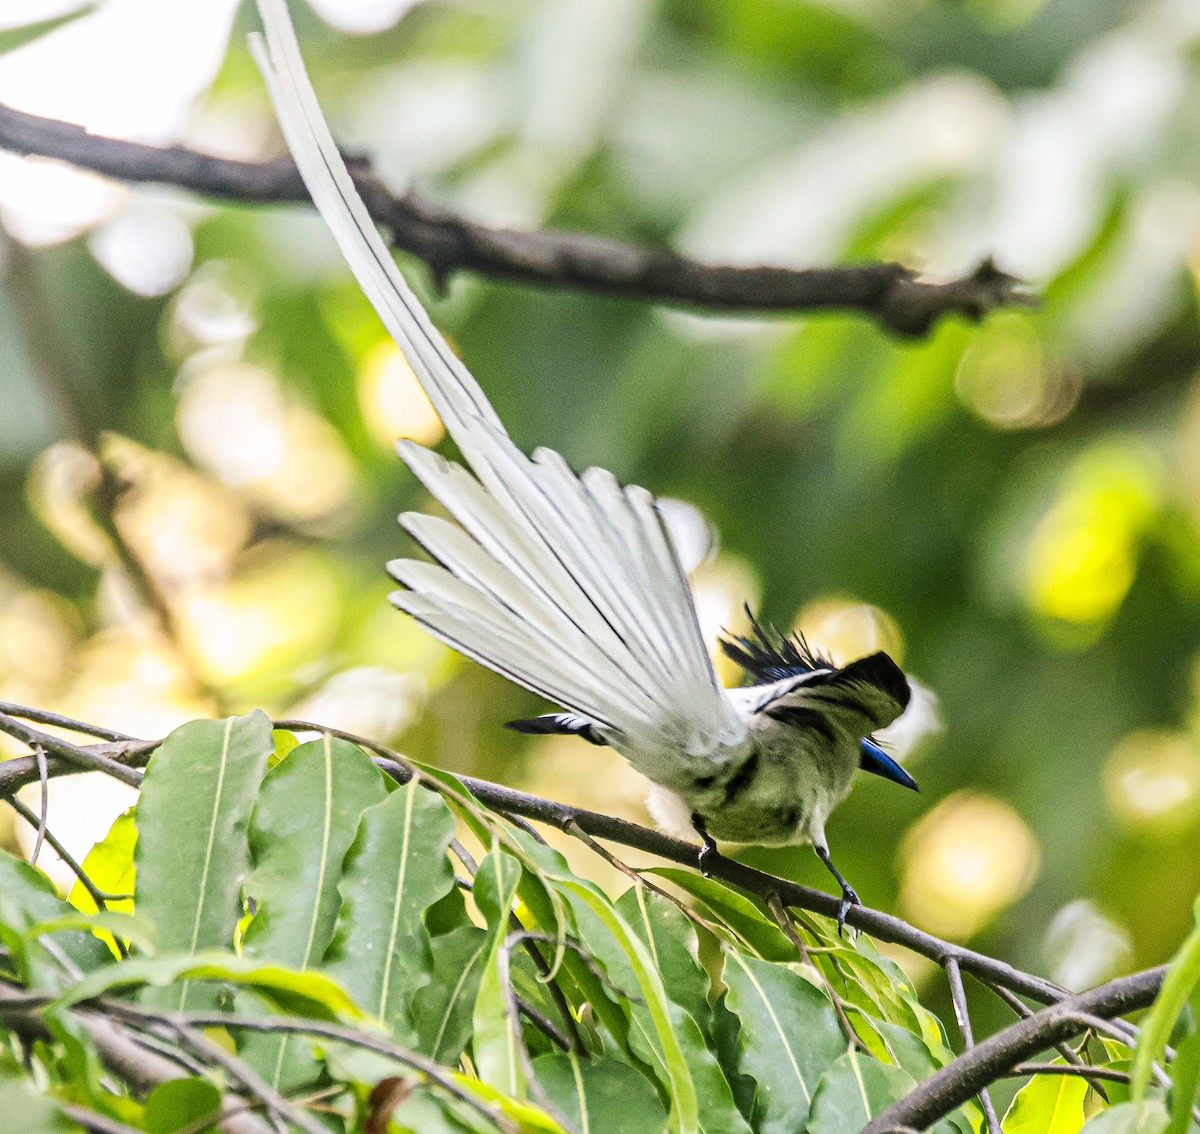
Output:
[
  {"xmin": 109, "ymin": 1004, "xmax": 514, "ymax": 1134},
  {"xmin": 30, "ymin": 746, "xmax": 48, "ymax": 867},
  {"xmin": 0, "ymin": 704, "xmax": 1069, "ymax": 1007},
  {"xmin": 0, "ymin": 713, "xmax": 143, "ymax": 788},
  {"xmin": 944, "ymin": 957, "xmax": 1001, "ymax": 1134},
  {"xmin": 765, "ymin": 892, "xmax": 864, "ymax": 1052},
  {"xmin": 4, "ymin": 794, "xmax": 128, "ymax": 919},
  {"xmin": 0, "ymin": 103, "xmax": 1029, "ymax": 337},
  {"xmin": 0, "ymin": 703, "xmax": 133, "ymax": 741},
  {"xmin": 1009, "ymin": 1063, "xmax": 1131, "ymax": 1083}
]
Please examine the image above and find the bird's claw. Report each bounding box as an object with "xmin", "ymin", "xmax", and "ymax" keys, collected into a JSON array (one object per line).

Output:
[
  {"xmin": 692, "ymin": 813, "xmax": 721, "ymax": 877},
  {"xmin": 835, "ymin": 886, "xmax": 860, "ymax": 937}
]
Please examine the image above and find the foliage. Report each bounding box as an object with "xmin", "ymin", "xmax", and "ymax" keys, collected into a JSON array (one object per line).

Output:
[{"xmin": 0, "ymin": 710, "xmax": 1166, "ymax": 1132}]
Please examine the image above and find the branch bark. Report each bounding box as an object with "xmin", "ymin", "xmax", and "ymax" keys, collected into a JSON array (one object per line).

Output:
[
  {"xmin": 862, "ymin": 967, "xmax": 1167, "ymax": 1133},
  {"xmin": 0, "ymin": 704, "xmax": 1064, "ymax": 1006},
  {"xmin": 0, "ymin": 102, "xmax": 1028, "ymax": 337}
]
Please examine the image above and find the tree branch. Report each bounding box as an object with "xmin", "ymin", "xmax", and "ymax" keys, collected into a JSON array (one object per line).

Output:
[
  {"xmin": 862, "ymin": 967, "xmax": 1167, "ymax": 1133},
  {"xmin": 0, "ymin": 102, "xmax": 1029, "ymax": 337},
  {"xmin": 0, "ymin": 704, "xmax": 1064, "ymax": 1006}
]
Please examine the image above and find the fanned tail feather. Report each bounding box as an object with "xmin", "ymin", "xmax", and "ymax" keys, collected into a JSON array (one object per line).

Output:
[{"xmin": 252, "ymin": 0, "xmax": 745, "ymax": 761}]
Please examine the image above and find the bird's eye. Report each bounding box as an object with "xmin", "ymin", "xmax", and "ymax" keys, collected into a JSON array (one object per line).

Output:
[
  {"xmin": 694, "ymin": 775, "xmax": 716, "ymax": 789},
  {"xmin": 776, "ymin": 808, "xmax": 799, "ymax": 828}
]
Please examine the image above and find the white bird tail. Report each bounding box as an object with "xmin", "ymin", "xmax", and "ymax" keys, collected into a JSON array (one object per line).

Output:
[{"xmin": 251, "ymin": 0, "xmax": 747, "ymax": 772}]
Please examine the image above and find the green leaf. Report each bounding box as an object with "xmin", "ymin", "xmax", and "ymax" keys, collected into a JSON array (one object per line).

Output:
[
  {"xmin": 0, "ymin": 6, "xmax": 94, "ymax": 58},
  {"xmin": 1166, "ymin": 1022, "xmax": 1200, "ymax": 1134},
  {"xmin": 533, "ymin": 1051, "xmax": 668, "ymax": 1134},
  {"xmin": 323, "ymin": 780, "xmax": 458, "ymax": 1041},
  {"xmin": 1003, "ymin": 1068, "xmax": 1089, "ymax": 1133},
  {"xmin": 616, "ymin": 885, "xmax": 713, "ymax": 1038},
  {"xmin": 641, "ymin": 868, "xmax": 793, "ymax": 960},
  {"xmin": 806, "ymin": 1050, "xmax": 917, "ymax": 1134},
  {"xmin": 143, "ymin": 1077, "xmax": 222, "ymax": 1134},
  {"xmin": 1134, "ymin": 909, "xmax": 1200, "ymax": 1104},
  {"xmin": 0, "ymin": 851, "xmax": 112, "ymax": 986},
  {"xmin": 238, "ymin": 735, "xmax": 388, "ymax": 1086},
  {"xmin": 68, "ymin": 810, "xmax": 135, "ymax": 916},
  {"xmin": 552, "ymin": 886, "xmax": 699, "ymax": 1134},
  {"xmin": 134, "ymin": 713, "xmax": 273, "ymax": 1010},
  {"xmin": 0, "ymin": 1067, "xmax": 80, "ymax": 1132},
  {"xmin": 472, "ymin": 849, "xmax": 527, "ymax": 1098},
  {"xmin": 411, "ymin": 924, "xmax": 489, "ymax": 1063},
  {"xmin": 388, "ymin": 1087, "xmax": 487, "ymax": 1134},
  {"xmin": 247, "ymin": 741, "xmax": 389, "ymax": 915},
  {"xmin": 721, "ymin": 950, "xmax": 847, "ymax": 1133},
  {"xmin": 57, "ymin": 951, "xmax": 362, "ymax": 1018},
  {"xmin": 1080, "ymin": 1101, "xmax": 1170, "ymax": 1133}
]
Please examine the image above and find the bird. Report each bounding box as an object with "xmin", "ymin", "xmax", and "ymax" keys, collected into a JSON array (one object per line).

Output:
[{"xmin": 252, "ymin": 0, "xmax": 924, "ymax": 928}]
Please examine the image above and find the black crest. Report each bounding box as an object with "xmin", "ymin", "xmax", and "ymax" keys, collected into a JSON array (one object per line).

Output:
[{"xmin": 719, "ymin": 605, "xmax": 835, "ymax": 685}]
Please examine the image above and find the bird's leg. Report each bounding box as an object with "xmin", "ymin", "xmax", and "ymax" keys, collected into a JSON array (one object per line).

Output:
[
  {"xmin": 691, "ymin": 813, "xmax": 721, "ymax": 876},
  {"xmin": 814, "ymin": 843, "xmax": 860, "ymax": 935}
]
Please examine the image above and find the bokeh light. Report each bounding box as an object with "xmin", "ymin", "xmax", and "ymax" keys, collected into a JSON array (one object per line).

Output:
[
  {"xmin": 1043, "ymin": 899, "xmax": 1133, "ymax": 991},
  {"xmin": 955, "ymin": 311, "xmax": 1080, "ymax": 430},
  {"xmin": 27, "ymin": 441, "xmax": 109, "ymax": 567},
  {"xmin": 1103, "ymin": 729, "xmax": 1200, "ymax": 836},
  {"xmin": 173, "ymin": 541, "xmax": 343, "ymax": 692},
  {"xmin": 88, "ymin": 201, "xmax": 194, "ymax": 298},
  {"xmin": 1023, "ymin": 441, "xmax": 1160, "ymax": 625},
  {"xmin": 795, "ymin": 598, "xmax": 905, "ymax": 668},
  {"xmin": 177, "ymin": 362, "xmax": 358, "ymax": 527},
  {"xmin": 899, "ymin": 791, "xmax": 1040, "ymax": 940},
  {"xmin": 358, "ymin": 340, "xmax": 445, "ymax": 449},
  {"xmin": 105, "ymin": 435, "xmax": 251, "ymax": 587}
]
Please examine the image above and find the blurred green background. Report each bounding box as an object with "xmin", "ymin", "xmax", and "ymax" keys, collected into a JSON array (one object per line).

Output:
[{"xmin": 1, "ymin": 0, "xmax": 1199, "ymax": 1028}]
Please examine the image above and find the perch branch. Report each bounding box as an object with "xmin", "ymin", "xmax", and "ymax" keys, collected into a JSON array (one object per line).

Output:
[
  {"xmin": 0, "ymin": 102, "xmax": 1029, "ymax": 337},
  {"xmin": 0, "ymin": 704, "xmax": 1065, "ymax": 1007}
]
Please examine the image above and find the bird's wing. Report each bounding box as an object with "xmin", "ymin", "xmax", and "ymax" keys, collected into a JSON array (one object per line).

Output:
[{"xmin": 251, "ymin": 0, "xmax": 746, "ymax": 761}]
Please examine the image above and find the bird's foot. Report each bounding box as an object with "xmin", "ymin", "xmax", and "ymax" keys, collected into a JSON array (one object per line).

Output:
[
  {"xmin": 835, "ymin": 884, "xmax": 860, "ymax": 937},
  {"xmin": 814, "ymin": 843, "xmax": 861, "ymax": 938},
  {"xmin": 692, "ymin": 813, "xmax": 721, "ymax": 877}
]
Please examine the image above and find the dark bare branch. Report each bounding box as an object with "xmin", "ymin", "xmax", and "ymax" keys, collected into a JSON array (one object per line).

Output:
[
  {"xmin": 862, "ymin": 967, "xmax": 1167, "ymax": 1134},
  {"xmin": 0, "ymin": 102, "xmax": 1029, "ymax": 337}
]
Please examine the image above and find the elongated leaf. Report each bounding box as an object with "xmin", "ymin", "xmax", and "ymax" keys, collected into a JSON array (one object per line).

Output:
[
  {"xmin": 642, "ymin": 868, "xmax": 793, "ymax": 960},
  {"xmin": 533, "ymin": 1051, "xmax": 668, "ymax": 1134},
  {"xmin": 411, "ymin": 924, "xmax": 489, "ymax": 1063},
  {"xmin": 57, "ymin": 950, "xmax": 362, "ymax": 1018},
  {"xmin": 323, "ymin": 780, "xmax": 457, "ymax": 1041},
  {"xmin": 551, "ymin": 885, "xmax": 699, "ymax": 1133},
  {"xmin": 0, "ymin": 1066, "xmax": 79, "ymax": 1132},
  {"xmin": 1165, "ymin": 1016, "xmax": 1200, "ymax": 1134},
  {"xmin": 0, "ymin": 852, "xmax": 111, "ymax": 987},
  {"xmin": 721, "ymin": 950, "xmax": 847, "ymax": 1134},
  {"xmin": 0, "ymin": 5, "xmax": 94, "ymax": 58},
  {"xmin": 244, "ymin": 735, "xmax": 387, "ymax": 963},
  {"xmin": 389, "ymin": 1087, "xmax": 486, "ymax": 1134},
  {"xmin": 68, "ymin": 810, "xmax": 135, "ymax": 916},
  {"xmin": 240, "ymin": 734, "xmax": 388, "ymax": 1087},
  {"xmin": 1134, "ymin": 901, "xmax": 1200, "ymax": 1103},
  {"xmin": 586, "ymin": 893, "xmax": 750, "ymax": 1134},
  {"xmin": 143, "ymin": 1078, "xmax": 222, "ymax": 1134},
  {"xmin": 806, "ymin": 1050, "xmax": 916, "ymax": 1134},
  {"xmin": 472, "ymin": 849, "xmax": 526, "ymax": 1097},
  {"xmin": 617, "ymin": 885, "xmax": 713, "ymax": 1038},
  {"xmin": 1004, "ymin": 1068, "xmax": 1089, "ymax": 1133},
  {"xmin": 135, "ymin": 712, "xmax": 273, "ymax": 1010},
  {"xmin": 1080, "ymin": 1101, "xmax": 1169, "ymax": 1133}
]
